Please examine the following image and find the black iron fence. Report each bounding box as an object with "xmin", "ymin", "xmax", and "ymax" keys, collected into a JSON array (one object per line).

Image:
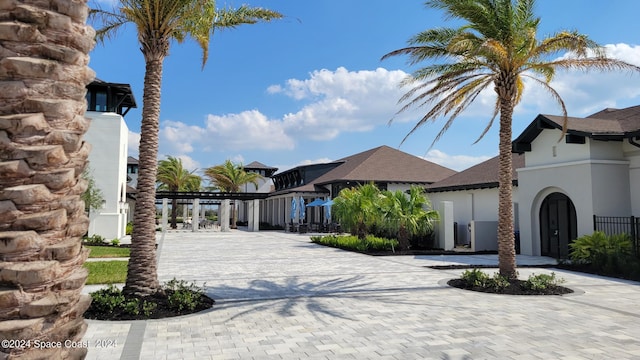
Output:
[{"xmin": 593, "ymin": 215, "xmax": 640, "ymax": 256}]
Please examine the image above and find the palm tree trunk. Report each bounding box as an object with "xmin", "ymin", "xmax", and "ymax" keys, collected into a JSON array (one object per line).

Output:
[
  {"xmin": 171, "ymin": 198, "xmax": 178, "ymax": 229},
  {"xmin": 124, "ymin": 57, "xmax": 163, "ymax": 296},
  {"xmin": 0, "ymin": 1, "xmax": 94, "ymax": 358},
  {"xmin": 497, "ymin": 94, "xmax": 517, "ymax": 279}
]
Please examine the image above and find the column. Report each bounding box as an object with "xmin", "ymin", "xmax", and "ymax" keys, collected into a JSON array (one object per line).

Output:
[
  {"xmin": 439, "ymin": 201, "xmax": 454, "ymax": 250},
  {"xmin": 221, "ymin": 199, "xmax": 230, "ymax": 232},
  {"xmin": 248, "ymin": 199, "xmax": 260, "ymax": 232},
  {"xmin": 192, "ymin": 198, "xmax": 200, "ymax": 233},
  {"xmin": 162, "ymin": 198, "xmax": 168, "ymax": 233}
]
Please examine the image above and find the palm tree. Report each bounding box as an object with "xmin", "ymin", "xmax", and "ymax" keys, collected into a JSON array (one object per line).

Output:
[
  {"xmin": 91, "ymin": 1, "xmax": 282, "ymax": 296},
  {"xmin": 157, "ymin": 156, "xmax": 201, "ymax": 229},
  {"xmin": 382, "ymin": 0, "xmax": 640, "ymax": 278},
  {"xmin": 380, "ymin": 186, "xmax": 439, "ymax": 251},
  {"xmin": 333, "ymin": 183, "xmax": 382, "ymax": 240},
  {"xmin": 0, "ymin": 1, "xmax": 94, "ymax": 358},
  {"xmin": 204, "ymin": 160, "xmax": 261, "ymax": 228}
]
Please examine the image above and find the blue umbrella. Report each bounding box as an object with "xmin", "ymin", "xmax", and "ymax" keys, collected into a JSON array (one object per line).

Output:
[
  {"xmin": 290, "ymin": 197, "xmax": 297, "ymax": 220},
  {"xmin": 323, "ymin": 199, "xmax": 333, "ymax": 221},
  {"xmin": 306, "ymin": 198, "xmax": 325, "ymax": 207},
  {"xmin": 299, "ymin": 197, "xmax": 306, "ymax": 220}
]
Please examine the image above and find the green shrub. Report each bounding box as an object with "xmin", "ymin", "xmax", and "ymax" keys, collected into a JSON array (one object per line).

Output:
[
  {"xmin": 83, "ymin": 234, "xmax": 106, "ymax": 245},
  {"xmin": 111, "ymin": 238, "xmax": 120, "ymax": 246},
  {"xmin": 491, "ymin": 273, "xmax": 511, "ymax": 291},
  {"xmin": 125, "ymin": 222, "xmax": 133, "ymax": 235},
  {"xmin": 570, "ymin": 231, "xmax": 636, "ymax": 274},
  {"xmin": 460, "ymin": 269, "xmax": 490, "ymax": 287},
  {"xmin": 523, "ymin": 272, "xmax": 564, "ymax": 291},
  {"xmin": 90, "ymin": 285, "xmax": 125, "ymax": 314},
  {"xmin": 311, "ymin": 234, "xmax": 398, "ymax": 252},
  {"xmin": 164, "ymin": 279, "xmax": 206, "ymax": 312}
]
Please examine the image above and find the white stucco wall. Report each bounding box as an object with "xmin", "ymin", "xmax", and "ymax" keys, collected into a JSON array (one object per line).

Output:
[
  {"xmin": 517, "ymin": 131, "xmax": 632, "ymax": 256},
  {"xmin": 428, "ymin": 187, "xmax": 519, "ymax": 248},
  {"xmin": 84, "ymin": 111, "xmax": 129, "ymax": 240},
  {"xmin": 623, "ymin": 141, "xmax": 640, "ymax": 215}
]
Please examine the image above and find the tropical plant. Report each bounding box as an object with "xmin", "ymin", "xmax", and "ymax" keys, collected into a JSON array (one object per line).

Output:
[
  {"xmin": 157, "ymin": 156, "xmax": 202, "ymax": 229},
  {"xmin": 569, "ymin": 231, "xmax": 636, "ymax": 274},
  {"xmin": 333, "ymin": 183, "xmax": 383, "ymax": 240},
  {"xmin": 0, "ymin": 1, "xmax": 95, "ymax": 358},
  {"xmin": 382, "ymin": 0, "xmax": 640, "ymax": 278},
  {"xmin": 204, "ymin": 160, "xmax": 262, "ymax": 228},
  {"xmin": 81, "ymin": 166, "xmax": 105, "ymax": 214},
  {"xmin": 91, "ymin": 1, "xmax": 282, "ymax": 296},
  {"xmin": 379, "ymin": 186, "xmax": 439, "ymax": 250}
]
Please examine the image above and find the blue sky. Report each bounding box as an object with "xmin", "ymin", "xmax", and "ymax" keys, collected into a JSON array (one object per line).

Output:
[{"xmin": 89, "ymin": 0, "xmax": 640, "ymax": 173}]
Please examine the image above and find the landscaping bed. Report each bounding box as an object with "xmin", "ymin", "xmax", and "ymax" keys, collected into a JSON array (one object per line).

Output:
[{"xmin": 84, "ymin": 280, "xmax": 215, "ymax": 321}]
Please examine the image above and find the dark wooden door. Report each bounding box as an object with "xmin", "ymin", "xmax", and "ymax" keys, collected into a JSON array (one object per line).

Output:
[{"xmin": 540, "ymin": 193, "xmax": 577, "ymax": 258}]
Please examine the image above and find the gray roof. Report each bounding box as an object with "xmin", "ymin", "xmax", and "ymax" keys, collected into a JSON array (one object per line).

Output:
[{"xmin": 427, "ymin": 153, "xmax": 524, "ymax": 192}]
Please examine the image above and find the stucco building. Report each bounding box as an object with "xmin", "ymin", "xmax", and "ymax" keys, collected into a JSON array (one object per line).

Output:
[{"xmin": 83, "ymin": 79, "xmax": 136, "ymax": 240}]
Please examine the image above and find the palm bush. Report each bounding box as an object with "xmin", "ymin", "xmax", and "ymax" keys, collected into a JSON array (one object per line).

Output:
[
  {"xmin": 570, "ymin": 231, "xmax": 636, "ymax": 275},
  {"xmin": 333, "ymin": 184, "xmax": 438, "ymax": 249}
]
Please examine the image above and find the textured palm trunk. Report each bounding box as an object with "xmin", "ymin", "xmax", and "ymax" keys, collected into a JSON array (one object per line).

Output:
[
  {"xmin": 170, "ymin": 198, "xmax": 178, "ymax": 229},
  {"xmin": 495, "ymin": 72, "xmax": 517, "ymax": 279},
  {"xmin": 124, "ymin": 58, "xmax": 163, "ymax": 296},
  {"xmin": 0, "ymin": 1, "xmax": 95, "ymax": 359},
  {"xmin": 397, "ymin": 224, "xmax": 410, "ymax": 251}
]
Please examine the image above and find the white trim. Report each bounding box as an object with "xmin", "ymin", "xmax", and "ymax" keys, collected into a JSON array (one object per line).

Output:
[{"xmin": 517, "ymin": 159, "xmax": 629, "ymax": 173}]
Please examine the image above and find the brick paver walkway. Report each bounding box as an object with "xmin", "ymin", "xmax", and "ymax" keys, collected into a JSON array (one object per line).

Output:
[{"xmin": 82, "ymin": 230, "xmax": 640, "ymax": 359}]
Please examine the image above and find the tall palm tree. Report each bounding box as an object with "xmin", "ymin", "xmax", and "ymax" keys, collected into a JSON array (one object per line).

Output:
[
  {"xmin": 204, "ymin": 160, "xmax": 261, "ymax": 228},
  {"xmin": 157, "ymin": 156, "xmax": 201, "ymax": 229},
  {"xmin": 91, "ymin": 1, "xmax": 282, "ymax": 296},
  {"xmin": 382, "ymin": 0, "xmax": 640, "ymax": 278},
  {"xmin": 0, "ymin": 1, "xmax": 95, "ymax": 358}
]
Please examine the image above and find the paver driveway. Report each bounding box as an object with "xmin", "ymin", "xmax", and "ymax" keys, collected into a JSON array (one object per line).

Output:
[{"xmin": 83, "ymin": 230, "xmax": 640, "ymax": 359}]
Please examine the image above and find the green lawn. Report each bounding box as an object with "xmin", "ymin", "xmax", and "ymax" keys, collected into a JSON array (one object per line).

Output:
[
  {"xmin": 84, "ymin": 261, "xmax": 128, "ymax": 285},
  {"xmin": 87, "ymin": 246, "xmax": 130, "ymax": 258}
]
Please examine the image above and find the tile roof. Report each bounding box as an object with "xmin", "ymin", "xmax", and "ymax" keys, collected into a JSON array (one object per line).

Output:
[{"xmin": 426, "ymin": 153, "xmax": 524, "ymax": 192}]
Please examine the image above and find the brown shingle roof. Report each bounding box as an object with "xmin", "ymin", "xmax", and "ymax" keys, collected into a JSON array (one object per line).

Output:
[
  {"xmin": 270, "ymin": 145, "xmax": 457, "ymax": 195},
  {"xmin": 314, "ymin": 145, "xmax": 457, "ymax": 185},
  {"xmin": 513, "ymin": 105, "xmax": 640, "ymax": 153},
  {"xmin": 426, "ymin": 153, "xmax": 524, "ymax": 192},
  {"xmin": 245, "ymin": 161, "xmax": 277, "ymax": 170}
]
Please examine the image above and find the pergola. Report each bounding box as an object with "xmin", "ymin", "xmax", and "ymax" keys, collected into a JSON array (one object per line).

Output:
[{"xmin": 155, "ymin": 191, "xmax": 269, "ymax": 232}]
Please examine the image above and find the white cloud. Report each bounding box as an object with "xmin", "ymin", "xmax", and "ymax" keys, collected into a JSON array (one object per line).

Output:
[
  {"xmin": 176, "ymin": 155, "xmax": 200, "ymax": 172},
  {"xmin": 517, "ymin": 43, "xmax": 640, "ymax": 117},
  {"xmin": 231, "ymin": 154, "xmax": 245, "ymax": 164},
  {"xmin": 278, "ymin": 67, "xmax": 414, "ymax": 140},
  {"xmin": 157, "ymin": 67, "xmax": 411, "ymax": 157},
  {"xmin": 423, "ymin": 149, "xmax": 492, "ymax": 172},
  {"xmin": 204, "ymin": 111, "xmax": 294, "ymax": 150},
  {"xmin": 127, "ymin": 130, "xmax": 140, "ymax": 158}
]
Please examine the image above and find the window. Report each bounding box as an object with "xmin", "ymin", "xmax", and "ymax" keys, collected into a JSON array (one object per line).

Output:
[{"xmin": 95, "ymin": 91, "xmax": 107, "ymax": 111}]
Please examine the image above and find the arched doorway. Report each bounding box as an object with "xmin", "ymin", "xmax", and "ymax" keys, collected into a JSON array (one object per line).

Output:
[{"xmin": 539, "ymin": 192, "xmax": 577, "ymax": 258}]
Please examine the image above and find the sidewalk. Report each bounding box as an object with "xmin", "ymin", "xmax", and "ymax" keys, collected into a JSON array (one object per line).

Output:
[{"xmin": 83, "ymin": 230, "xmax": 640, "ymax": 359}]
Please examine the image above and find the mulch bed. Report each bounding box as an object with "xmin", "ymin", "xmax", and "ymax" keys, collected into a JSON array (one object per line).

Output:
[
  {"xmin": 447, "ymin": 278, "xmax": 573, "ymax": 295},
  {"xmin": 84, "ymin": 292, "xmax": 215, "ymax": 321}
]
